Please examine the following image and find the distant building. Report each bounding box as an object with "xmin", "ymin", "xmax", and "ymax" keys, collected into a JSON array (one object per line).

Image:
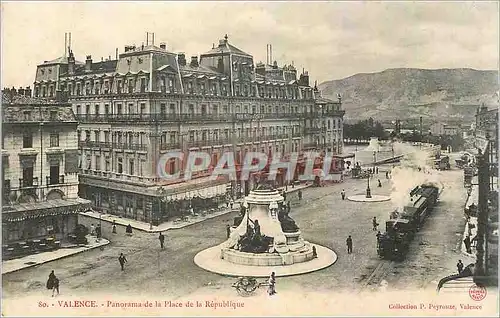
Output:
[
  {"xmin": 1, "ymin": 88, "xmax": 89, "ymax": 244},
  {"xmin": 475, "ymin": 105, "xmax": 498, "ymax": 163},
  {"xmin": 32, "ymin": 34, "xmax": 346, "ymax": 223},
  {"xmin": 429, "ymin": 122, "xmax": 460, "ymax": 136}
]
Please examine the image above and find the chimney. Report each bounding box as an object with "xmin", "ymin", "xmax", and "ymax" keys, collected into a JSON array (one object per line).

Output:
[
  {"xmin": 68, "ymin": 51, "xmax": 75, "ymax": 75},
  {"xmin": 266, "ymin": 44, "xmax": 269, "ymax": 65},
  {"xmin": 270, "ymin": 44, "xmax": 273, "ymax": 65},
  {"xmin": 160, "ymin": 42, "xmax": 166, "ymax": 50},
  {"xmin": 299, "ymin": 71, "xmax": 309, "ymax": 86},
  {"xmin": 116, "ymin": 48, "xmax": 118, "ymax": 59},
  {"xmin": 85, "ymin": 55, "xmax": 92, "ymax": 71},
  {"xmin": 190, "ymin": 56, "xmax": 199, "ymax": 67},
  {"xmin": 25, "ymin": 86, "xmax": 32, "ymax": 97},
  {"xmin": 178, "ymin": 53, "xmax": 186, "ymax": 66},
  {"xmin": 18, "ymin": 87, "xmax": 25, "ymax": 96}
]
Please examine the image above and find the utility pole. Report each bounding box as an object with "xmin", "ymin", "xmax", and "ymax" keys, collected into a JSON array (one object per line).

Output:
[{"xmin": 474, "ymin": 144, "xmax": 490, "ymax": 286}]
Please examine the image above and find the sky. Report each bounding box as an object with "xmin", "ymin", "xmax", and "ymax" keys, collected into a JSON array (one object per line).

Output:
[{"xmin": 1, "ymin": 1, "xmax": 498, "ymax": 88}]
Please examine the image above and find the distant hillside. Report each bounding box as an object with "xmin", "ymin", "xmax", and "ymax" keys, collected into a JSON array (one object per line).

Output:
[{"xmin": 319, "ymin": 68, "xmax": 499, "ymax": 122}]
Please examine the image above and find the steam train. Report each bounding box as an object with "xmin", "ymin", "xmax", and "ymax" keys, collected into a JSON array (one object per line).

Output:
[{"xmin": 377, "ymin": 184, "xmax": 441, "ymax": 260}]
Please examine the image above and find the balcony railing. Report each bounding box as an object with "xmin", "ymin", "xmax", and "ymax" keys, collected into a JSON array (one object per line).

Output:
[
  {"xmin": 160, "ymin": 142, "xmax": 181, "ymax": 150},
  {"xmin": 303, "ymin": 142, "xmax": 318, "ymax": 149},
  {"xmin": 76, "ymin": 113, "xmax": 234, "ymax": 123},
  {"xmin": 46, "ymin": 175, "xmax": 65, "ymax": 186},
  {"xmin": 18, "ymin": 177, "xmax": 39, "ymax": 188},
  {"xmin": 112, "ymin": 143, "xmax": 147, "ymax": 151},
  {"xmin": 75, "ymin": 111, "xmax": 335, "ymax": 123},
  {"xmin": 304, "ymin": 128, "xmax": 321, "ymax": 134},
  {"xmin": 187, "ymin": 139, "xmax": 214, "ymax": 148},
  {"xmin": 78, "ymin": 140, "xmax": 147, "ymax": 151},
  {"xmin": 323, "ymin": 110, "xmax": 346, "ymax": 117}
]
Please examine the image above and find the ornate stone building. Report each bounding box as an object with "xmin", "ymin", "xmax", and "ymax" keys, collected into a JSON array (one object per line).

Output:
[
  {"xmin": 32, "ymin": 34, "xmax": 345, "ymax": 224},
  {"xmin": 1, "ymin": 88, "xmax": 89, "ymax": 244}
]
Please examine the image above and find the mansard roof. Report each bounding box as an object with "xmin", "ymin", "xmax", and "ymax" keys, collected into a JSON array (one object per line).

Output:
[
  {"xmin": 202, "ymin": 38, "xmax": 252, "ymax": 57},
  {"xmin": 179, "ymin": 64, "xmax": 221, "ymax": 76},
  {"xmin": 1, "ymin": 93, "xmax": 56, "ymax": 105},
  {"xmin": 41, "ymin": 56, "xmax": 84, "ymax": 66}
]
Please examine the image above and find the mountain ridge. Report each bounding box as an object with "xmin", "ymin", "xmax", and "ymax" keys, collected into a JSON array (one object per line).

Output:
[{"xmin": 318, "ymin": 68, "xmax": 499, "ymax": 121}]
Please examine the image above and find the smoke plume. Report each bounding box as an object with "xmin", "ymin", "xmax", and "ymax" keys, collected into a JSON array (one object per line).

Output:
[{"xmin": 390, "ymin": 142, "xmax": 443, "ymax": 216}]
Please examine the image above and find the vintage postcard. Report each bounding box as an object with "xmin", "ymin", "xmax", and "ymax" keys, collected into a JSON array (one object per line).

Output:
[{"xmin": 1, "ymin": 1, "xmax": 498, "ymax": 317}]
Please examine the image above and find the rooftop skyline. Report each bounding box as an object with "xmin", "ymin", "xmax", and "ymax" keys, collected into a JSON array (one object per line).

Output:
[{"xmin": 1, "ymin": 1, "xmax": 498, "ymax": 88}]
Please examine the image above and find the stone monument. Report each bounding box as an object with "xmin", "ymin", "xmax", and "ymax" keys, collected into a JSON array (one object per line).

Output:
[{"xmin": 194, "ymin": 182, "xmax": 337, "ymax": 276}]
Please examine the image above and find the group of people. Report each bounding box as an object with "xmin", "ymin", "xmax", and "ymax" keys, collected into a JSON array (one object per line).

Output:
[{"xmin": 89, "ymin": 224, "xmax": 102, "ymax": 239}]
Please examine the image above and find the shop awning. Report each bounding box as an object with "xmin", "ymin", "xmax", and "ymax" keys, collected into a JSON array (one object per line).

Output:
[
  {"xmin": 332, "ymin": 153, "xmax": 355, "ymax": 159},
  {"xmin": 2, "ymin": 198, "xmax": 91, "ymax": 222}
]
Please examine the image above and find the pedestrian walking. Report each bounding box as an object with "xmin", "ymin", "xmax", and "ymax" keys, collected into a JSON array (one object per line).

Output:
[
  {"xmin": 341, "ymin": 189, "xmax": 346, "ymax": 200},
  {"xmin": 230, "ymin": 199, "xmax": 234, "ymax": 210},
  {"xmin": 268, "ymin": 272, "xmax": 276, "ymax": 295},
  {"xmin": 463, "ymin": 235, "xmax": 472, "ymax": 254},
  {"xmin": 287, "ymin": 201, "xmax": 291, "ymax": 212},
  {"xmin": 376, "ymin": 231, "xmax": 382, "ymax": 248},
  {"xmin": 46, "ymin": 270, "xmax": 56, "ymax": 290},
  {"xmin": 385, "ymin": 171, "xmax": 389, "ymax": 179},
  {"xmin": 112, "ymin": 224, "xmax": 117, "ymax": 234},
  {"xmin": 226, "ymin": 224, "xmax": 231, "ymax": 238},
  {"xmin": 346, "ymin": 236, "xmax": 353, "ymax": 254},
  {"xmin": 90, "ymin": 224, "xmax": 95, "ymax": 236},
  {"xmin": 298, "ymin": 190, "xmax": 302, "ymax": 201},
  {"xmin": 51, "ymin": 275, "xmax": 60, "ymax": 297},
  {"xmin": 118, "ymin": 253, "xmax": 127, "ymax": 271},
  {"xmin": 376, "ymin": 167, "xmax": 379, "ymax": 174},
  {"xmin": 96, "ymin": 225, "xmax": 102, "ymax": 239},
  {"xmin": 372, "ymin": 217, "xmax": 379, "ymax": 231},
  {"xmin": 378, "ymin": 179, "xmax": 382, "ymax": 188},
  {"xmin": 471, "ymin": 235, "xmax": 478, "ymax": 247},
  {"xmin": 457, "ymin": 260, "xmax": 464, "ymax": 274},
  {"xmin": 158, "ymin": 232, "xmax": 165, "ymax": 249},
  {"xmin": 126, "ymin": 224, "xmax": 133, "ymax": 235}
]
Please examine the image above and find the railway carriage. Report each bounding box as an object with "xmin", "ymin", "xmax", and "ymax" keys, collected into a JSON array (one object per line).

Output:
[{"xmin": 377, "ymin": 184, "xmax": 440, "ymax": 260}]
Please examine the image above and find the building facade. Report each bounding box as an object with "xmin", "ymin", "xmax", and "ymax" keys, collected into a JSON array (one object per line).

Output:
[
  {"xmin": 33, "ymin": 34, "xmax": 345, "ymax": 223},
  {"xmin": 1, "ymin": 88, "xmax": 89, "ymax": 244}
]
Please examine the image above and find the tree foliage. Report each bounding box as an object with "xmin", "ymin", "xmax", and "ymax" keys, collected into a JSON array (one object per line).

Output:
[{"xmin": 344, "ymin": 118, "xmax": 388, "ymax": 141}]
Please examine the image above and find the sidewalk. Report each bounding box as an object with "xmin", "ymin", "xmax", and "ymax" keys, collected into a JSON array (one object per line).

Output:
[
  {"xmin": 79, "ymin": 183, "xmax": 312, "ymax": 233},
  {"xmin": 2, "ymin": 235, "xmax": 109, "ymax": 274}
]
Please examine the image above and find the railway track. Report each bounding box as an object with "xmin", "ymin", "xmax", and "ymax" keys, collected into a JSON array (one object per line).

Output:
[{"xmin": 359, "ymin": 260, "xmax": 395, "ymax": 291}]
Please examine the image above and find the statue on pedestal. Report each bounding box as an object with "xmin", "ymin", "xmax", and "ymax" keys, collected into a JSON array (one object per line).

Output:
[{"xmin": 278, "ymin": 203, "xmax": 300, "ymax": 233}]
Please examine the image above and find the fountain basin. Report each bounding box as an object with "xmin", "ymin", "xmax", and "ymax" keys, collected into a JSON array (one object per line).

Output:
[
  {"xmin": 195, "ymin": 244, "xmax": 338, "ymax": 277},
  {"xmin": 221, "ymin": 241, "xmax": 315, "ymax": 266}
]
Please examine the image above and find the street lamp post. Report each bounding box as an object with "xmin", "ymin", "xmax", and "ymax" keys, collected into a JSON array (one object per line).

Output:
[
  {"xmin": 243, "ymin": 199, "xmax": 249, "ymax": 229},
  {"xmin": 366, "ymin": 174, "xmax": 372, "ymax": 198},
  {"xmin": 97, "ymin": 213, "xmax": 102, "ymax": 242}
]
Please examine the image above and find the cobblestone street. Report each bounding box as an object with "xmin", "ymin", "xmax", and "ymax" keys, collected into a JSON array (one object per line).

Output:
[{"xmin": 2, "ymin": 167, "xmax": 470, "ymax": 302}]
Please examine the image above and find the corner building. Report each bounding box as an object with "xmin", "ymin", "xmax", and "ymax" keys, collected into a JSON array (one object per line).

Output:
[
  {"xmin": 1, "ymin": 88, "xmax": 90, "ymax": 245},
  {"xmin": 33, "ymin": 35, "xmax": 345, "ymax": 224}
]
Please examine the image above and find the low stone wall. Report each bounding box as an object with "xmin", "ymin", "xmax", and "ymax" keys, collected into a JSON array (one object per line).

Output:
[{"xmin": 221, "ymin": 244, "xmax": 315, "ymax": 266}]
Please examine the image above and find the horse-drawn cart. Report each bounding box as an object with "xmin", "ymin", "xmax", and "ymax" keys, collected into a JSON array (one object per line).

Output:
[{"xmin": 231, "ymin": 277, "xmax": 269, "ymax": 296}]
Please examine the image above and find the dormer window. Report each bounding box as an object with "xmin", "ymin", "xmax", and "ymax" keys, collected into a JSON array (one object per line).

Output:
[
  {"xmin": 48, "ymin": 69, "xmax": 52, "ymax": 74},
  {"xmin": 138, "ymin": 57, "xmax": 143, "ymax": 64},
  {"xmin": 41, "ymin": 69, "xmax": 45, "ymax": 75}
]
